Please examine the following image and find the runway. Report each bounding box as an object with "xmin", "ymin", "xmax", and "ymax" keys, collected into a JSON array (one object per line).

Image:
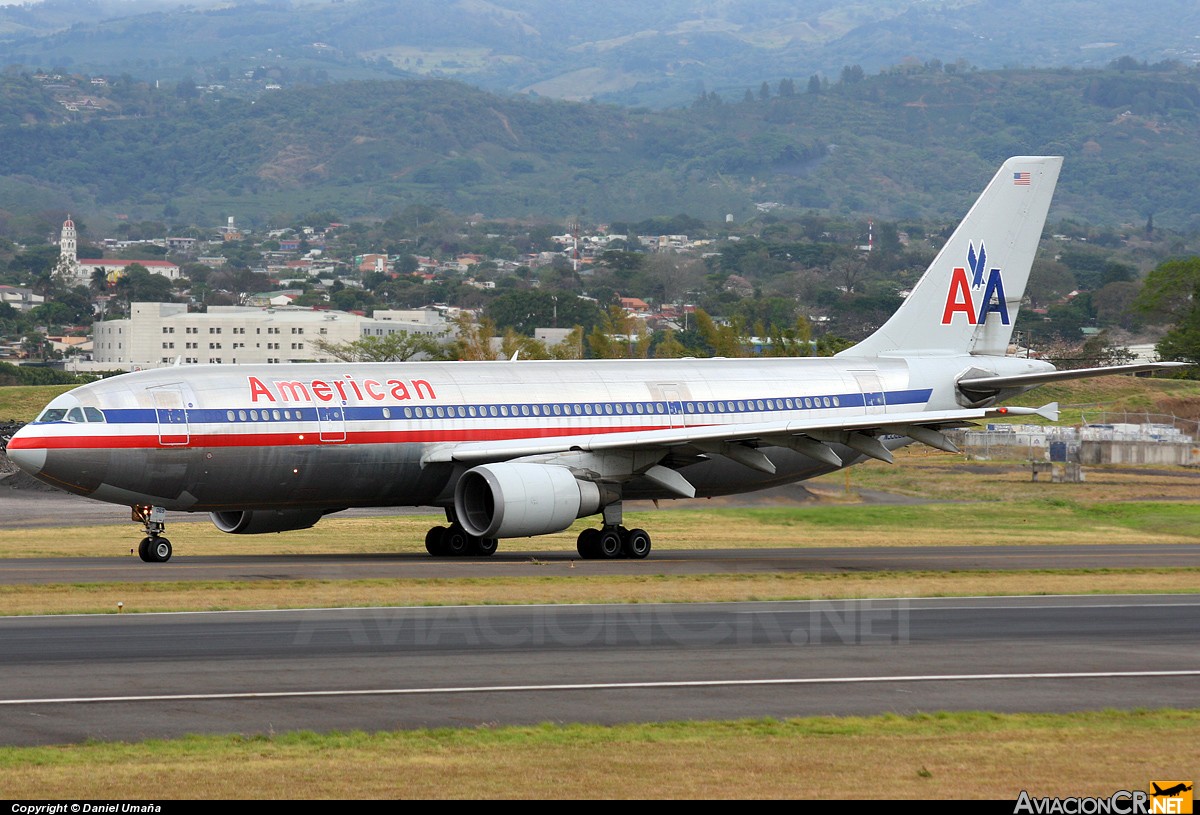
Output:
[
  {"xmin": 0, "ymin": 595, "xmax": 1197, "ymax": 746},
  {"xmin": 2, "ymin": 543, "xmax": 1199, "ymax": 583}
]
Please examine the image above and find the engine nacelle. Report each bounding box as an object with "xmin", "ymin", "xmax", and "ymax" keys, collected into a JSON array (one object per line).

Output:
[
  {"xmin": 209, "ymin": 509, "xmax": 328, "ymax": 535},
  {"xmin": 454, "ymin": 462, "xmax": 601, "ymax": 539}
]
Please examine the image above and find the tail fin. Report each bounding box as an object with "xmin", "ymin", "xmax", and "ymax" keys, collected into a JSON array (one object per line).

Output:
[{"xmin": 839, "ymin": 156, "xmax": 1062, "ymax": 359}]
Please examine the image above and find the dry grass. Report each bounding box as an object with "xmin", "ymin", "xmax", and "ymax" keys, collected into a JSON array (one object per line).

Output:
[
  {"xmin": 813, "ymin": 448, "xmax": 1200, "ymax": 504},
  {"xmin": 0, "ymin": 711, "xmax": 1194, "ymax": 799},
  {"xmin": 1, "ymin": 494, "xmax": 1198, "ymax": 560},
  {"xmin": 0, "ymin": 384, "xmax": 73, "ymax": 422},
  {"xmin": 2, "ymin": 570, "xmax": 1198, "ymax": 617}
]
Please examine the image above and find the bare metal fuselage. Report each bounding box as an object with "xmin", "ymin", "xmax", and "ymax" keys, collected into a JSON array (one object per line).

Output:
[{"xmin": 12, "ymin": 353, "xmax": 1030, "ymax": 515}]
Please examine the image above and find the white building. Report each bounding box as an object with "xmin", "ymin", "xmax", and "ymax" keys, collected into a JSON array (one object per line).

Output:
[
  {"xmin": 53, "ymin": 217, "xmax": 180, "ymax": 287},
  {"xmin": 0, "ymin": 285, "xmax": 44, "ymax": 313},
  {"xmin": 365, "ymin": 308, "xmax": 453, "ymax": 340},
  {"xmin": 92, "ymin": 303, "xmax": 375, "ymax": 369}
]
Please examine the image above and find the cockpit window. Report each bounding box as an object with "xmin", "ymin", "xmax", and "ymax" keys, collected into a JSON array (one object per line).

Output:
[
  {"xmin": 33, "ymin": 393, "xmax": 104, "ymax": 423},
  {"xmin": 35, "ymin": 408, "xmax": 68, "ymax": 423}
]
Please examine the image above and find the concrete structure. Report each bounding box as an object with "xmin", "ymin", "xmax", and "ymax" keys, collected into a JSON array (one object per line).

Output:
[
  {"xmin": 367, "ymin": 308, "xmax": 453, "ymax": 340},
  {"xmin": 952, "ymin": 417, "xmax": 1199, "ymax": 467},
  {"xmin": 0, "ymin": 285, "xmax": 44, "ymax": 313},
  {"xmin": 92, "ymin": 303, "xmax": 374, "ymax": 369}
]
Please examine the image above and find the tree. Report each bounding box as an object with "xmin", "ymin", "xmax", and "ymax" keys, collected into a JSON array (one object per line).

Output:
[
  {"xmin": 114, "ymin": 264, "xmax": 176, "ymax": 304},
  {"xmin": 310, "ymin": 332, "xmax": 440, "ymax": 362},
  {"xmin": 446, "ymin": 312, "xmax": 498, "ymax": 360},
  {"xmin": 840, "ymin": 65, "xmax": 865, "ymax": 84},
  {"xmin": 587, "ymin": 306, "xmax": 650, "ymax": 359},
  {"xmin": 485, "ymin": 290, "xmax": 601, "ymax": 336},
  {"xmin": 694, "ymin": 309, "xmax": 749, "ymax": 357},
  {"xmin": 1134, "ymin": 256, "xmax": 1200, "ymax": 365}
]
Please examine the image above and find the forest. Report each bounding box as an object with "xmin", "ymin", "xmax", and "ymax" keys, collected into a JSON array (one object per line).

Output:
[{"xmin": 3, "ymin": 61, "xmax": 1200, "ymax": 233}]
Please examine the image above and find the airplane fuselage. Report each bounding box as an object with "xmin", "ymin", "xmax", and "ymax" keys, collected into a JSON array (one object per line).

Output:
[{"xmin": 9, "ymin": 353, "xmax": 1049, "ymax": 514}]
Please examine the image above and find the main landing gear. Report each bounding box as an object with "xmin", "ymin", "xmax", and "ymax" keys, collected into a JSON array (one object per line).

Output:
[
  {"xmin": 133, "ymin": 505, "xmax": 172, "ymax": 563},
  {"xmin": 424, "ymin": 522, "xmax": 498, "ymax": 557},
  {"xmin": 575, "ymin": 525, "xmax": 652, "ymax": 560},
  {"xmin": 574, "ymin": 502, "xmax": 651, "ymax": 560}
]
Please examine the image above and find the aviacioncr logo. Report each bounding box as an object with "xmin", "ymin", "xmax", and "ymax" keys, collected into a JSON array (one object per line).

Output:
[{"xmin": 941, "ymin": 241, "xmax": 1010, "ymax": 326}]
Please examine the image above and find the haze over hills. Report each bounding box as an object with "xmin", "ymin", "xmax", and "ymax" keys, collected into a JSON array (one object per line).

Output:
[
  {"xmin": 1, "ymin": 0, "xmax": 1198, "ymax": 107},
  {"xmin": 1, "ymin": 1, "xmax": 1200, "ymax": 232},
  {"xmin": 3, "ymin": 62, "xmax": 1200, "ymax": 231}
]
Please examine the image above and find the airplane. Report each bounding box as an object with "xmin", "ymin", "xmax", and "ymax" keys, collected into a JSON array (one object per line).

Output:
[
  {"xmin": 6, "ymin": 155, "xmax": 1190, "ymax": 563},
  {"xmin": 1152, "ymin": 783, "xmax": 1193, "ymax": 797}
]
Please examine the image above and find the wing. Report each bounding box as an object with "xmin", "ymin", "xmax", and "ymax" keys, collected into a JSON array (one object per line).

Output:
[{"xmin": 422, "ymin": 404, "xmax": 1055, "ymax": 497}]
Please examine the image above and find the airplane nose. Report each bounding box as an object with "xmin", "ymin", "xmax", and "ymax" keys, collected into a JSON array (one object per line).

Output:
[{"xmin": 4, "ymin": 430, "xmax": 45, "ymax": 476}]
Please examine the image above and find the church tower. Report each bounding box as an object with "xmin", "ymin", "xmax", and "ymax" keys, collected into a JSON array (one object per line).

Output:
[
  {"xmin": 60, "ymin": 216, "xmax": 78, "ymax": 263},
  {"xmin": 53, "ymin": 215, "xmax": 84, "ymax": 287}
]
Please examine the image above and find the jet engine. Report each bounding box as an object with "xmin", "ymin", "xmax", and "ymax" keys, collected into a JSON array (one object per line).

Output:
[
  {"xmin": 454, "ymin": 462, "xmax": 601, "ymax": 539},
  {"xmin": 209, "ymin": 509, "xmax": 330, "ymax": 535}
]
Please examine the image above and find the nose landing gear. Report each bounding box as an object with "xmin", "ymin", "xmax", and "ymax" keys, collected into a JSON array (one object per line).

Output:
[{"xmin": 133, "ymin": 505, "xmax": 172, "ymax": 563}]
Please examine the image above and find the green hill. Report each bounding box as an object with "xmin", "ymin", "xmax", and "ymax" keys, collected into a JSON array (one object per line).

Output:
[{"xmin": 4, "ymin": 64, "xmax": 1200, "ymax": 228}]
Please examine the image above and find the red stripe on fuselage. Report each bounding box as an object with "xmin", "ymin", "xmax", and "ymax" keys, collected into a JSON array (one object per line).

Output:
[{"xmin": 8, "ymin": 424, "xmax": 676, "ymax": 450}]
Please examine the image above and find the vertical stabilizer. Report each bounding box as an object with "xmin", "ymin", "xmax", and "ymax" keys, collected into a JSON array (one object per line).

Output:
[{"xmin": 838, "ymin": 156, "xmax": 1062, "ymax": 359}]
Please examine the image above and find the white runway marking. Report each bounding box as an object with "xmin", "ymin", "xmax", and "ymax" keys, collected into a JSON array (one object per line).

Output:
[{"xmin": 3, "ymin": 671, "xmax": 1198, "ymax": 706}]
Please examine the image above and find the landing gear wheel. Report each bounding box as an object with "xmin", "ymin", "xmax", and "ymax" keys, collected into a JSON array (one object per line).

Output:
[
  {"xmin": 444, "ymin": 524, "xmax": 470, "ymax": 556},
  {"xmin": 137, "ymin": 537, "xmax": 153, "ymax": 562},
  {"xmin": 148, "ymin": 537, "xmax": 172, "ymax": 563},
  {"xmin": 597, "ymin": 528, "xmax": 624, "ymax": 559},
  {"xmin": 622, "ymin": 528, "xmax": 652, "ymax": 559},
  {"xmin": 469, "ymin": 536, "xmax": 498, "ymax": 556},
  {"xmin": 576, "ymin": 528, "xmax": 600, "ymax": 559},
  {"xmin": 425, "ymin": 526, "xmax": 448, "ymax": 556}
]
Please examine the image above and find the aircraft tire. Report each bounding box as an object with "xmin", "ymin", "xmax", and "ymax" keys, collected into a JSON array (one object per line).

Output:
[
  {"xmin": 137, "ymin": 537, "xmax": 153, "ymax": 562},
  {"xmin": 149, "ymin": 537, "xmax": 172, "ymax": 563},
  {"xmin": 445, "ymin": 524, "xmax": 470, "ymax": 556},
  {"xmin": 470, "ymin": 536, "xmax": 498, "ymax": 556},
  {"xmin": 576, "ymin": 528, "xmax": 600, "ymax": 559},
  {"xmin": 622, "ymin": 528, "xmax": 652, "ymax": 559},
  {"xmin": 425, "ymin": 526, "xmax": 448, "ymax": 556},
  {"xmin": 598, "ymin": 529, "xmax": 623, "ymax": 559}
]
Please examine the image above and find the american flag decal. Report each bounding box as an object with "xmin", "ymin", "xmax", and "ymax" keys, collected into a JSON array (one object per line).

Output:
[{"xmin": 1013, "ymin": 171, "xmax": 1031, "ymax": 186}]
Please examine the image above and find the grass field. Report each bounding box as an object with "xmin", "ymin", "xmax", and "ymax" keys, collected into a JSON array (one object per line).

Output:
[
  {"xmin": 1, "ymin": 377, "xmax": 1196, "ymax": 798},
  {"xmin": 1, "ymin": 712, "xmax": 1195, "ymax": 799}
]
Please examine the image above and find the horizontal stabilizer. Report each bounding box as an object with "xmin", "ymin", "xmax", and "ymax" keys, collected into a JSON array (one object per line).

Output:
[{"xmin": 958, "ymin": 362, "xmax": 1192, "ymax": 396}]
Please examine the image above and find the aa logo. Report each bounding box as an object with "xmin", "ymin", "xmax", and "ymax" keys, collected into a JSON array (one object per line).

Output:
[
  {"xmin": 940, "ymin": 241, "xmax": 1010, "ymax": 326},
  {"xmin": 1150, "ymin": 781, "xmax": 1193, "ymax": 814}
]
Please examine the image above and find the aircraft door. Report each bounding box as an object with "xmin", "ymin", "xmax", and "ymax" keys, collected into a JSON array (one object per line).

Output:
[
  {"xmin": 660, "ymin": 385, "xmax": 686, "ymax": 427},
  {"xmin": 150, "ymin": 385, "xmax": 190, "ymax": 446},
  {"xmin": 852, "ymin": 372, "xmax": 887, "ymax": 414},
  {"xmin": 318, "ymin": 404, "xmax": 347, "ymax": 442}
]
